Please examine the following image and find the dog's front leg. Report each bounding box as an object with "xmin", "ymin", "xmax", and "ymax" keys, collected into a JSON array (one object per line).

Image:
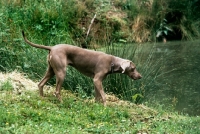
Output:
[{"xmin": 93, "ymin": 76, "xmax": 106, "ymax": 106}]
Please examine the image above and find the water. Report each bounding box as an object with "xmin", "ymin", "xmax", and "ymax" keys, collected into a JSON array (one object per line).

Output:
[{"xmin": 137, "ymin": 40, "xmax": 200, "ymax": 116}]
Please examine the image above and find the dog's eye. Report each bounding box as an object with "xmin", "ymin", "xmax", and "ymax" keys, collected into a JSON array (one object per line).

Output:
[{"xmin": 131, "ymin": 68, "xmax": 135, "ymax": 71}]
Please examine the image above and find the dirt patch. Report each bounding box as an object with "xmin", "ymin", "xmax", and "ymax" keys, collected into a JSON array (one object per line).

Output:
[{"xmin": 0, "ymin": 71, "xmax": 38, "ymax": 92}]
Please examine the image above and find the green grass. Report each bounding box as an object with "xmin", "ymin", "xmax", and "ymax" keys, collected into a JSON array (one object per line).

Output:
[
  {"xmin": 0, "ymin": 79, "xmax": 13, "ymax": 91},
  {"xmin": 0, "ymin": 83, "xmax": 199, "ymax": 133}
]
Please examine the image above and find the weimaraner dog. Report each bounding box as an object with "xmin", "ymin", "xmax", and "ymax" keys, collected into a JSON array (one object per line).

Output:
[{"xmin": 22, "ymin": 31, "xmax": 142, "ymax": 106}]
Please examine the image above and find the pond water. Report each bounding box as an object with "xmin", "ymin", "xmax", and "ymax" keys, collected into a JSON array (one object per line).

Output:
[{"xmin": 137, "ymin": 40, "xmax": 200, "ymax": 116}]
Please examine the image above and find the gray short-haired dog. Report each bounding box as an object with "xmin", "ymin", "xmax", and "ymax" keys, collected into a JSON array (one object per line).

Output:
[{"xmin": 22, "ymin": 31, "xmax": 142, "ymax": 106}]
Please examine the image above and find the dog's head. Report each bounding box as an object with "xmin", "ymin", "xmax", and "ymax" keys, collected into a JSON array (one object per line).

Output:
[{"xmin": 121, "ymin": 60, "xmax": 142, "ymax": 80}]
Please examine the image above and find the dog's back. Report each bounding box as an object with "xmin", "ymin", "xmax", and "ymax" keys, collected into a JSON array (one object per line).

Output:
[{"xmin": 50, "ymin": 44, "xmax": 113, "ymax": 77}]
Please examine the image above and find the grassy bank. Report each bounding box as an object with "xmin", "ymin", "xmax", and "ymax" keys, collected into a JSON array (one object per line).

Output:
[
  {"xmin": 0, "ymin": 73, "xmax": 199, "ymax": 133},
  {"xmin": 0, "ymin": 0, "xmax": 199, "ymax": 120}
]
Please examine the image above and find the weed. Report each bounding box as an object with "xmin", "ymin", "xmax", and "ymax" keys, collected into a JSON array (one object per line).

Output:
[{"xmin": 0, "ymin": 79, "xmax": 13, "ymax": 91}]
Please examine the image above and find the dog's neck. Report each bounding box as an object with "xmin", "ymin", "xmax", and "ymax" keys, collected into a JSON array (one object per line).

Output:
[{"xmin": 110, "ymin": 56, "xmax": 124, "ymax": 73}]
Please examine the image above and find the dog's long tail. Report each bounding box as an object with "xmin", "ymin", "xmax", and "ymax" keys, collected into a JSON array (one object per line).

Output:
[{"xmin": 22, "ymin": 30, "xmax": 51, "ymax": 50}]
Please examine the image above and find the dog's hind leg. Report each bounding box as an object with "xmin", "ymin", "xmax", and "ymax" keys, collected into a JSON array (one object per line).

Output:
[
  {"xmin": 38, "ymin": 64, "xmax": 55, "ymax": 97},
  {"xmin": 54, "ymin": 67, "xmax": 66, "ymax": 102},
  {"xmin": 47, "ymin": 53, "xmax": 67, "ymax": 102}
]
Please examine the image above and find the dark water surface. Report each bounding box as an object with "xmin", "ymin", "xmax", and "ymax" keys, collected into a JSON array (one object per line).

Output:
[{"xmin": 137, "ymin": 41, "xmax": 200, "ymax": 116}]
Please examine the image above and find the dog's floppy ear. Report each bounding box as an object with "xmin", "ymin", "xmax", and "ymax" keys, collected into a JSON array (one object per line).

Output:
[{"xmin": 121, "ymin": 60, "xmax": 131, "ymax": 73}]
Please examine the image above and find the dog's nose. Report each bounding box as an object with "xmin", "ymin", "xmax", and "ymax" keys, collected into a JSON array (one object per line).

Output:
[
  {"xmin": 138, "ymin": 74, "xmax": 142, "ymax": 79},
  {"xmin": 133, "ymin": 74, "xmax": 142, "ymax": 80}
]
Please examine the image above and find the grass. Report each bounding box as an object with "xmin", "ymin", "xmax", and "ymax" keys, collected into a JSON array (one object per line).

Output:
[
  {"xmin": 0, "ymin": 77, "xmax": 199, "ymax": 133},
  {"xmin": 0, "ymin": 79, "xmax": 13, "ymax": 91}
]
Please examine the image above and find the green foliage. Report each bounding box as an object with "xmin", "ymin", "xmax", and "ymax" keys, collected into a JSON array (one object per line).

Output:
[
  {"xmin": 0, "ymin": 47, "xmax": 19, "ymax": 71},
  {"xmin": 0, "ymin": 80, "xmax": 13, "ymax": 91},
  {"xmin": 0, "ymin": 0, "xmax": 200, "ymax": 47},
  {"xmin": 132, "ymin": 93, "xmax": 144, "ymax": 104}
]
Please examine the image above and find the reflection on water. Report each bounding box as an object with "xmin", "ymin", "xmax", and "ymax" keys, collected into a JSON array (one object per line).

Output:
[{"xmin": 137, "ymin": 40, "xmax": 200, "ymax": 116}]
